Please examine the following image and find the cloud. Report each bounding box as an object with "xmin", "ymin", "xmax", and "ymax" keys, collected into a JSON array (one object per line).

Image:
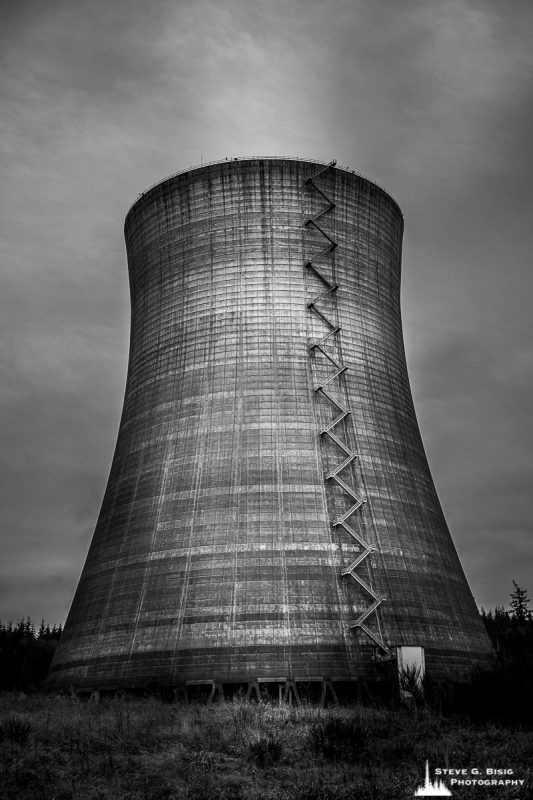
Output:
[
  {"xmin": 1, "ymin": 0, "xmax": 532, "ymax": 620},
  {"xmin": 408, "ymin": 327, "xmax": 533, "ymax": 608}
]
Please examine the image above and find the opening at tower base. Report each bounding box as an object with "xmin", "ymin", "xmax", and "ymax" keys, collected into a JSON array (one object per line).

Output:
[{"xmin": 46, "ymin": 157, "xmax": 491, "ymax": 696}]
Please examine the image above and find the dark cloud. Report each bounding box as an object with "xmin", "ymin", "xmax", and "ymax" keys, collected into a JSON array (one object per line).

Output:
[
  {"xmin": 409, "ymin": 329, "xmax": 533, "ymax": 607},
  {"xmin": 1, "ymin": 0, "xmax": 532, "ymax": 620}
]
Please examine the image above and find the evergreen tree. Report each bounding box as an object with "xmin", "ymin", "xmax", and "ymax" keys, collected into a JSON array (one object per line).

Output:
[{"xmin": 510, "ymin": 580, "xmax": 531, "ymax": 623}]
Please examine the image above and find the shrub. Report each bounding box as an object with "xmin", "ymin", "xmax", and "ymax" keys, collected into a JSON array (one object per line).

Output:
[
  {"xmin": 399, "ymin": 664, "xmax": 426, "ymax": 707},
  {"xmin": 248, "ymin": 734, "xmax": 283, "ymax": 766},
  {"xmin": 310, "ymin": 717, "xmax": 368, "ymax": 761},
  {"xmin": 2, "ymin": 715, "xmax": 32, "ymax": 745}
]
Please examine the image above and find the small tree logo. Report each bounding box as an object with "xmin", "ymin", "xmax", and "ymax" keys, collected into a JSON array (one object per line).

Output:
[{"xmin": 414, "ymin": 761, "xmax": 452, "ymax": 796}]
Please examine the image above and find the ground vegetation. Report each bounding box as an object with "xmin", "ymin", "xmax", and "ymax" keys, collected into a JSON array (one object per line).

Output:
[{"xmin": 0, "ymin": 585, "xmax": 532, "ymax": 798}]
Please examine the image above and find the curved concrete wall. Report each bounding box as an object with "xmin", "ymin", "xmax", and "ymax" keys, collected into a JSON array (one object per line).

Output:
[{"xmin": 47, "ymin": 158, "xmax": 490, "ymax": 690}]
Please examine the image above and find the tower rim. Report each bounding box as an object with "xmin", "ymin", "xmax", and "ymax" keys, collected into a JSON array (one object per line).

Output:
[{"xmin": 124, "ymin": 156, "xmax": 404, "ymax": 229}]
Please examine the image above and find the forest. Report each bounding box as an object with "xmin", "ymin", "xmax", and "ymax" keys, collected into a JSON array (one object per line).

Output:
[{"xmin": 0, "ymin": 618, "xmax": 62, "ymax": 692}]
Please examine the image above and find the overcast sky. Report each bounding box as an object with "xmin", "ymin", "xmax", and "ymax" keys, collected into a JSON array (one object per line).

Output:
[{"xmin": 1, "ymin": 0, "xmax": 532, "ymax": 624}]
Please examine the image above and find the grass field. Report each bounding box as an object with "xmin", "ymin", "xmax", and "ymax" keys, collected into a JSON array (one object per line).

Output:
[{"xmin": 0, "ymin": 692, "xmax": 532, "ymax": 800}]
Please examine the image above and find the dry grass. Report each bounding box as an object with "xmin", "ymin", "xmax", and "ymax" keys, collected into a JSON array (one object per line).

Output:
[{"xmin": 0, "ymin": 693, "xmax": 532, "ymax": 799}]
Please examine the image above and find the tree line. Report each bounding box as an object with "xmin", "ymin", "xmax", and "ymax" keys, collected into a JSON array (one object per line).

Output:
[
  {"xmin": 479, "ymin": 581, "xmax": 533, "ymax": 670},
  {"xmin": 0, "ymin": 617, "xmax": 62, "ymax": 691}
]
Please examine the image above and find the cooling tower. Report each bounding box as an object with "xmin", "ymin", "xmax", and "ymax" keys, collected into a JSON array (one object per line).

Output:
[{"xmin": 47, "ymin": 157, "xmax": 491, "ymax": 695}]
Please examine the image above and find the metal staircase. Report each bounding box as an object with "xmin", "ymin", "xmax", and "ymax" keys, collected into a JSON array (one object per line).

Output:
[{"xmin": 304, "ymin": 161, "xmax": 388, "ymax": 653}]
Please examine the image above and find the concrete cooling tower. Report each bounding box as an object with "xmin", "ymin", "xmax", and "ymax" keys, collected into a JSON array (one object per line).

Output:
[{"xmin": 47, "ymin": 157, "xmax": 491, "ymax": 698}]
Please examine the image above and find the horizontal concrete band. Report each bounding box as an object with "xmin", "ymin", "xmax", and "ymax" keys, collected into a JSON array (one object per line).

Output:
[{"xmin": 50, "ymin": 645, "xmax": 486, "ymax": 671}]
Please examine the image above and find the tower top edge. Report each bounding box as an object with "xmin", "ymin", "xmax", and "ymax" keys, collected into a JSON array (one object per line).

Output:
[{"xmin": 124, "ymin": 156, "xmax": 404, "ymax": 225}]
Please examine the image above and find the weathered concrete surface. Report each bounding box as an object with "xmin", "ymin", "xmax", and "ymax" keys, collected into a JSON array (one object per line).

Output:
[{"xmin": 47, "ymin": 158, "xmax": 491, "ymax": 691}]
